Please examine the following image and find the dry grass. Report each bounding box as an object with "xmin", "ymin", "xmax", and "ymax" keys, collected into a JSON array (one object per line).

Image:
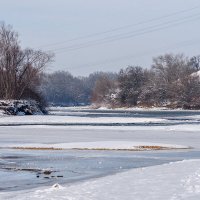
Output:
[{"xmin": 136, "ymin": 145, "xmax": 171, "ymax": 150}]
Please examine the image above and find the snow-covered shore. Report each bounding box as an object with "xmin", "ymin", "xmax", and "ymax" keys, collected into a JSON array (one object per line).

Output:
[
  {"xmin": 0, "ymin": 100, "xmax": 44, "ymax": 116},
  {"xmin": 1, "ymin": 159, "xmax": 200, "ymax": 200}
]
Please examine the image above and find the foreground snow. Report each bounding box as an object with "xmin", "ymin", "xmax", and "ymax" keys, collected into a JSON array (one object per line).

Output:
[{"xmin": 1, "ymin": 159, "xmax": 200, "ymax": 200}]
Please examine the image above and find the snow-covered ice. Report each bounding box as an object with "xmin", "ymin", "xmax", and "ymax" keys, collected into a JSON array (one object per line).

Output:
[
  {"xmin": 3, "ymin": 141, "xmax": 188, "ymax": 151},
  {"xmin": 0, "ymin": 107, "xmax": 200, "ymax": 199},
  {"xmin": 0, "ymin": 115, "xmax": 166, "ymax": 126}
]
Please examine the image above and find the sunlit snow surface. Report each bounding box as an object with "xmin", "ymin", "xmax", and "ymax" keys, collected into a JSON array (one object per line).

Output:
[{"xmin": 0, "ymin": 107, "xmax": 200, "ymax": 199}]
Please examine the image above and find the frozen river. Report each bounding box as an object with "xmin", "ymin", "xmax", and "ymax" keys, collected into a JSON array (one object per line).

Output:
[
  {"xmin": 2, "ymin": 148, "xmax": 200, "ymax": 192},
  {"xmin": 0, "ymin": 107, "xmax": 200, "ymax": 193}
]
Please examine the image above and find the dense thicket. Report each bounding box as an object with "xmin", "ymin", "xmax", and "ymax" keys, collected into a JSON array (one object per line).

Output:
[{"xmin": 0, "ymin": 23, "xmax": 52, "ymax": 110}]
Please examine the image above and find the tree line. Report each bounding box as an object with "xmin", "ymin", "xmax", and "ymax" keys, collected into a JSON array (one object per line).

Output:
[
  {"xmin": 1, "ymin": 23, "xmax": 200, "ymax": 110},
  {"xmin": 41, "ymin": 53, "xmax": 200, "ymax": 109},
  {"xmin": 91, "ymin": 54, "xmax": 200, "ymax": 109}
]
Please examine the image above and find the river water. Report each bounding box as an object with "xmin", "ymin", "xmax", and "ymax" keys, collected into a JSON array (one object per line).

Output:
[{"xmin": 0, "ymin": 108, "xmax": 200, "ymax": 192}]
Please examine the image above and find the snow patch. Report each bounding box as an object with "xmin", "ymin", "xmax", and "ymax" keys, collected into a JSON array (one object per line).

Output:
[
  {"xmin": 0, "ymin": 115, "xmax": 166, "ymax": 126},
  {"xmin": 3, "ymin": 141, "xmax": 189, "ymax": 151}
]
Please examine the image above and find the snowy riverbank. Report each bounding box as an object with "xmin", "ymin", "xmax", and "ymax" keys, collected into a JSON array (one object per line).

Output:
[{"xmin": 0, "ymin": 100, "xmax": 44, "ymax": 116}]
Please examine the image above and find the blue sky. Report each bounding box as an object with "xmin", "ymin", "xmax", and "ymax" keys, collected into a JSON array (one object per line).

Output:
[{"xmin": 1, "ymin": 0, "xmax": 200, "ymax": 75}]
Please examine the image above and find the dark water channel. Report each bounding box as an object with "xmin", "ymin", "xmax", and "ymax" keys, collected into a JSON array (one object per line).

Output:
[{"xmin": 49, "ymin": 108, "xmax": 200, "ymax": 126}]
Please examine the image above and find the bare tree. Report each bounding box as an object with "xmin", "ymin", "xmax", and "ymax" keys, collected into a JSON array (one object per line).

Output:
[
  {"xmin": 91, "ymin": 74, "xmax": 117, "ymax": 106},
  {"xmin": 0, "ymin": 22, "xmax": 53, "ymax": 101},
  {"xmin": 151, "ymin": 54, "xmax": 195, "ymax": 104}
]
